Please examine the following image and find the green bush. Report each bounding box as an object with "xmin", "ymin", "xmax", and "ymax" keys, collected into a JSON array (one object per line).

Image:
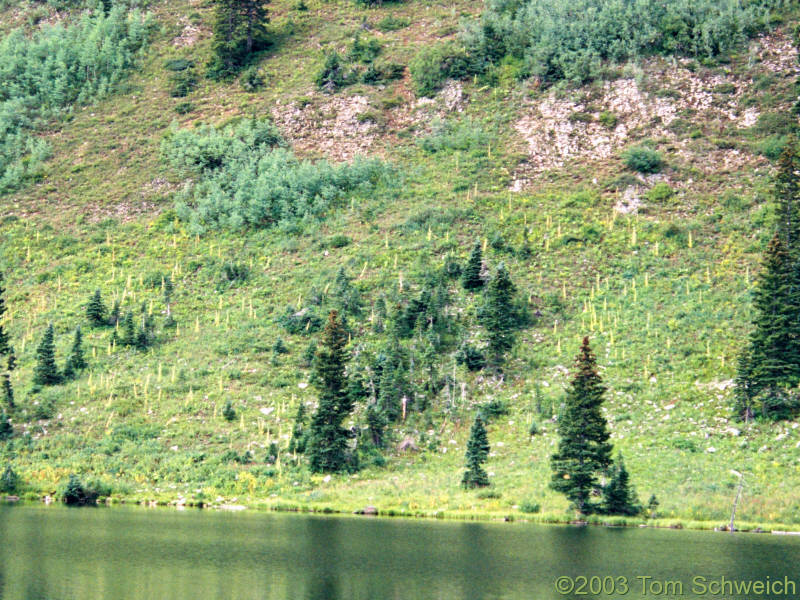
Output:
[
  {"xmin": 646, "ymin": 182, "xmax": 675, "ymax": 203},
  {"xmin": 758, "ymin": 135, "xmax": 788, "ymax": 161},
  {"xmin": 376, "ymin": 15, "xmax": 409, "ymax": 32},
  {"xmin": 315, "ymin": 51, "xmax": 358, "ymax": 92},
  {"xmin": 519, "ymin": 501, "xmax": 541, "ymax": 514},
  {"xmin": 460, "ymin": 0, "xmax": 785, "ymax": 85},
  {"xmin": 165, "ymin": 119, "xmax": 390, "ymax": 233},
  {"xmin": 0, "ymin": 5, "xmax": 151, "ymax": 194},
  {"xmin": 240, "ymin": 66, "xmax": 266, "ymax": 92},
  {"xmin": 60, "ymin": 474, "xmax": 101, "ymax": 505},
  {"xmin": 623, "ymin": 146, "xmax": 663, "ymax": 174},
  {"xmin": 0, "ymin": 466, "xmax": 19, "ymax": 494},
  {"xmin": 409, "ymin": 42, "xmax": 471, "ymax": 97},
  {"xmin": 419, "ymin": 118, "xmax": 492, "ymax": 154}
]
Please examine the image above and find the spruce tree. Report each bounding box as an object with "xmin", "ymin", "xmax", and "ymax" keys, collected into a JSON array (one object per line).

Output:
[
  {"xmin": 222, "ymin": 400, "xmax": 237, "ymax": 422},
  {"xmin": 599, "ymin": 454, "xmax": 641, "ymax": 516},
  {"xmin": 109, "ymin": 300, "xmax": 121, "ymax": 327},
  {"xmin": 462, "ymin": 413, "xmax": 490, "ymax": 488},
  {"xmin": 775, "ymin": 137, "xmax": 800, "ymax": 252},
  {"xmin": 208, "ymin": 0, "xmax": 270, "ymax": 79},
  {"xmin": 332, "ymin": 267, "xmax": 362, "ymax": 316},
  {"xmin": 550, "ymin": 337, "xmax": 613, "ymax": 515},
  {"xmin": 288, "ymin": 402, "xmax": 307, "ymax": 454},
  {"xmin": 121, "ymin": 312, "xmax": 136, "ymax": 347},
  {"xmin": 0, "ymin": 411, "xmax": 11, "ymax": 441},
  {"xmin": 33, "ymin": 324, "xmax": 61, "ymax": 386},
  {"xmin": 307, "ymin": 311, "xmax": 356, "ymax": 473},
  {"xmin": 64, "ymin": 327, "xmax": 87, "ymax": 379},
  {"xmin": 738, "ymin": 234, "xmax": 800, "ymax": 419},
  {"xmin": 479, "ymin": 262, "xmax": 517, "ymax": 370},
  {"xmin": 1, "ymin": 373, "xmax": 13, "ymax": 410},
  {"xmin": 86, "ymin": 289, "xmax": 107, "ymax": 327},
  {"xmin": 461, "ymin": 242, "xmax": 485, "ymax": 291}
]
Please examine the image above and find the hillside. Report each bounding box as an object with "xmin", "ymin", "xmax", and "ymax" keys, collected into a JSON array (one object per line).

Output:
[{"xmin": 1, "ymin": 0, "xmax": 799, "ymax": 527}]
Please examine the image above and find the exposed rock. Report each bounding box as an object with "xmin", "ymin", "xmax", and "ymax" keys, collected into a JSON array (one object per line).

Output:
[{"xmin": 398, "ymin": 437, "xmax": 418, "ymax": 452}]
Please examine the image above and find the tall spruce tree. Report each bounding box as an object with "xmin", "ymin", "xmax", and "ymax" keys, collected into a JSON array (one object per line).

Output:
[
  {"xmin": 462, "ymin": 413, "xmax": 490, "ymax": 488},
  {"xmin": 736, "ymin": 139, "xmax": 800, "ymax": 419},
  {"xmin": 0, "ymin": 273, "xmax": 13, "ymax": 411},
  {"xmin": 33, "ymin": 324, "xmax": 60, "ymax": 386},
  {"xmin": 479, "ymin": 262, "xmax": 517, "ymax": 370},
  {"xmin": 737, "ymin": 234, "xmax": 800, "ymax": 419},
  {"xmin": 461, "ymin": 242, "xmax": 485, "ymax": 291},
  {"xmin": 550, "ymin": 337, "xmax": 613, "ymax": 515},
  {"xmin": 599, "ymin": 454, "xmax": 641, "ymax": 516},
  {"xmin": 307, "ymin": 311, "xmax": 356, "ymax": 473},
  {"xmin": 86, "ymin": 290, "xmax": 107, "ymax": 327},
  {"xmin": 208, "ymin": 0, "xmax": 270, "ymax": 79}
]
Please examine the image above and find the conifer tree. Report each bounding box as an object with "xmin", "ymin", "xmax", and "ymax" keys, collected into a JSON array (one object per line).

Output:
[
  {"xmin": 1, "ymin": 373, "xmax": 13, "ymax": 410},
  {"xmin": 109, "ymin": 300, "xmax": 121, "ymax": 327},
  {"xmin": 550, "ymin": 337, "xmax": 613, "ymax": 515},
  {"xmin": 0, "ymin": 411, "xmax": 11, "ymax": 440},
  {"xmin": 332, "ymin": 267, "xmax": 362, "ymax": 316},
  {"xmin": 462, "ymin": 413, "xmax": 490, "ymax": 488},
  {"xmin": 599, "ymin": 454, "xmax": 641, "ymax": 516},
  {"xmin": 86, "ymin": 290, "xmax": 107, "ymax": 327},
  {"xmin": 6, "ymin": 348, "xmax": 15, "ymax": 373},
  {"xmin": 479, "ymin": 262, "xmax": 517, "ymax": 370},
  {"xmin": 121, "ymin": 312, "xmax": 136, "ymax": 347},
  {"xmin": 33, "ymin": 325, "xmax": 61, "ymax": 386},
  {"xmin": 461, "ymin": 242, "xmax": 485, "ymax": 291},
  {"xmin": 365, "ymin": 401, "xmax": 388, "ymax": 448},
  {"xmin": 222, "ymin": 400, "xmax": 237, "ymax": 422},
  {"xmin": 288, "ymin": 402, "xmax": 307, "ymax": 454},
  {"xmin": 775, "ymin": 137, "xmax": 800, "ymax": 253},
  {"xmin": 737, "ymin": 234, "xmax": 800, "ymax": 419},
  {"xmin": 64, "ymin": 327, "xmax": 87, "ymax": 379},
  {"xmin": 307, "ymin": 311, "xmax": 356, "ymax": 473},
  {"xmin": 208, "ymin": 0, "xmax": 270, "ymax": 79}
]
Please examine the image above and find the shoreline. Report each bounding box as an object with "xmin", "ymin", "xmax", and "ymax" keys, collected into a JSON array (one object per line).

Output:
[{"xmin": 4, "ymin": 495, "xmax": 800, "ymax": 535}]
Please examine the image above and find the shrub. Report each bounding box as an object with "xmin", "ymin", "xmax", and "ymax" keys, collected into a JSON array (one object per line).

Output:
[
  {"xmin": 409, "ymin": 42, "xmax": 471, "ymax": 97},
  {"xmin": 164, "ymin": 119, "xmax": 390, "ymax": 233},
  {"xmin": 622, "ymin": 146, "xmax": 663, "ymax": 173},
  {"xmin": 314, "ymin": 51, "xmax": 358, "ymax": 92},
  {"xmin": 646, "ymin": 182, "xmax": 675, "ymax": 203},
  {"xmin": 455, "ymin": 343, "xmax": 486, "ymax": 371},
  {"xmin": 519, "ymin": 501, "xmax": 541, "ymax": 514},
  {"xmin": 460, "ymin": 0, "xmax": 784, "ymax": 86},
  {"xmin": 376, "ymin": 15, "xmax": 409, "ymax": 32},
  {"xmin": 277, "ymin": 306, "xmax": 323, "ymax": 334},
  {"xmin": 0, "ymin": 465, "xmax": 19, "ymax": 494},
  {"xmin": 0, "ymin": 5, "xmax": 151, "ymax": 194},
  {"xmin": 479, "ymin": 399, "xmax": 509, "ymax": 420},
  {"xmin": 598, "ymin": 111, "xmax": 618, "ymax": 129},
  {"xmin": 240, "ymin": 65, "xmax": 266, "ymax": 92},
  {"xmin": 222, "ymin": 400, "xmax": 237, "ymax": 422},
  {"xmin": 61, "ymin": 474, "xmax": 100, "ymax": 505},
  {"xmin": 419, "ymin": 118, "xmax": 492, "ymax": 154},
  {"xmin": 758, "ymin": 135, "xmax": 788, "ymax": 161}
]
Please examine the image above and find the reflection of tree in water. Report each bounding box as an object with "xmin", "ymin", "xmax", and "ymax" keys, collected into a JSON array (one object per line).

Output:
[{"xmin": 304, "ymin": 517, "xmax": 341, "ymax": 600}]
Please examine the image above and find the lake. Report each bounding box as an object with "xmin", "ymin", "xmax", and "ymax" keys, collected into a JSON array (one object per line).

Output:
[{"xmin": 1, "ymin": 504, "xmax": 799, "ymax": 599}]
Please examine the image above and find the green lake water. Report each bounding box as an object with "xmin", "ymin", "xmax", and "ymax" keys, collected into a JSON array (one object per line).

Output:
[{"xmin": 1, "ymin": 504, "xmax": 799, "ymax": 599}]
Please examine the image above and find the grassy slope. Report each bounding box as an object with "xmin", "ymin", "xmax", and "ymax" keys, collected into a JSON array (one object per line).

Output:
[{"xmin": 1, "ymin": 0, "xmax": 799, "ymax": 529}]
